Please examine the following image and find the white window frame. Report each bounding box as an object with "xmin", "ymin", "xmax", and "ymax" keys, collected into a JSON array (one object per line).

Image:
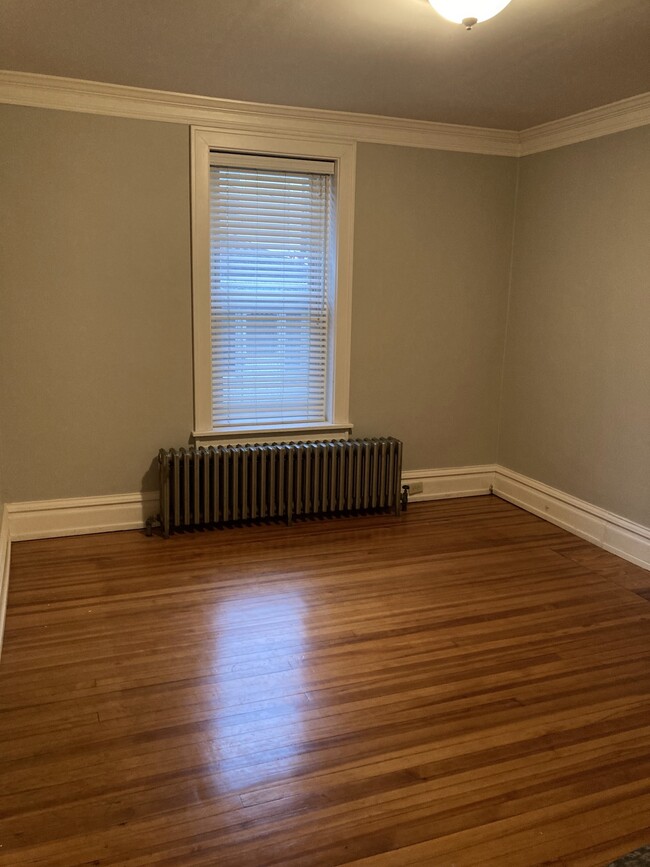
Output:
[{"xmin": 191, "ymin": 126, "xmax": 356, "ymax": 445}]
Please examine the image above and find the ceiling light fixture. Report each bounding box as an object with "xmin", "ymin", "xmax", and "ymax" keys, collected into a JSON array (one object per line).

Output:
[{"xmin": 427, "ymin": 0, "xmax": 513, "ymax": 30}]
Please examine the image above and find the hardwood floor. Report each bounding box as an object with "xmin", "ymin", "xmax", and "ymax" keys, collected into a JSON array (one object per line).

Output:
[{"xmin": 1, "ymin": 496, "xmax": 649, "ymax": 866}]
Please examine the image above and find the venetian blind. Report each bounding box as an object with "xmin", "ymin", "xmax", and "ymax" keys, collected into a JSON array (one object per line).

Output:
[{"xmin": 209, "ymin": 153, "xmax": 336, "ymax": 429}]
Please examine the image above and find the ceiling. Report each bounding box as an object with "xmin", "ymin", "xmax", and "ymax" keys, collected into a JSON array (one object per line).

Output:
[{"xmin": 0, "ymin": 0, "xmax": 648, "ymax": 130}]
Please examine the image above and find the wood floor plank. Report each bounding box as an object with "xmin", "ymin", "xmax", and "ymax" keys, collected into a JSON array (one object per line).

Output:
[{"xmin": 1, "ymin": 496, "xmax": 648, "ymax": 865}]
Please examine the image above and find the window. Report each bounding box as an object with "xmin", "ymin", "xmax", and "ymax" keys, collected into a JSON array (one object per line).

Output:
[
  {"xmin": 209, "ymin": 154, "xmax": 334, "ymax": 428},
  {"xmin": 192, "ymin": 129, "xmax": 355, "ymax": 443}
]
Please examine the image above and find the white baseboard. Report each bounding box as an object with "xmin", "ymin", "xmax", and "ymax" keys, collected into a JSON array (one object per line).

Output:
[
  {"xmin": 402, "ymin": 465, "xmax": 496, "ymax": 502},
  {"xmin": 3, "ymin": 467, "xmax": 648, "ymax": 572},
  {"xmin": 0, "ymin": 505, "xmax": 11, "ymax": 658},
  {"xmin": 2, "ymin": 467, "xmax": 646, "ymax": 659},
  {"xmin": 493, "ymin": 467, "xmax": 650, "ymax": 571},
  {"xmin": 5, "ymin": 469, "xmax": 492, "ymax": 542},
  {"xmin": 7, "ymin": 491, "xmax": 159, "ymax": 542}
]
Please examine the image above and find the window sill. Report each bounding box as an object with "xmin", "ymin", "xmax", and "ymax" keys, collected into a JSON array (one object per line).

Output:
[{"xmin": 193, "ymin": 422, "xmax": 353, "ymax": 447}]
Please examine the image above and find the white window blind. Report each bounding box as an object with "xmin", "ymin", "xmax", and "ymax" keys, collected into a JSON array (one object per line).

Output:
[{"xmin": 209, "ymin": 153, "xmax": 336, "ymax": 429}]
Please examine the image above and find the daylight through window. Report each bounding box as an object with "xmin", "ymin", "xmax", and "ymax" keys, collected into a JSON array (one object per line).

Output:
[{"xmin": 209, "ymin": 153, "xmax": 336, "ymax": 429}]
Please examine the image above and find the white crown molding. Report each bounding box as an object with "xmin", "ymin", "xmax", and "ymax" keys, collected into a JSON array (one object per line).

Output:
[
  {"xmin": 1, "ymin": 71, "xmax": 648, "ymax": 158},
  {"xmin": 493, "ymin": 467, "xmax": 650, "ymax": 571},
  {"xmin": 402, "ymin": 465, "xmax": 496, "ymax": 502},
  {"xmin": 520, "ymin": 92, "xmax": 650, "ymax": 156},
  {"xmin": 0, "ymin": 70, "xmax": 520, "ymax": 156},
  {"xmin": 6, "ymin": 491, "xmax": 159, "ymax": 542},
  {"xmin": 0, "ymin": 506, "xmax": 11, "ymax": 658}
]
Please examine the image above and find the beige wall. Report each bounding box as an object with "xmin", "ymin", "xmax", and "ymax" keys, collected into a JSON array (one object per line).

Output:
[
  {"xmin": 499, "ymin": 126, "xmax": 650, "ymax": 526},
  {"xmin": 0, "ymin": 106, "xmax": 193, "ymax": 500},
  {"xmin": 0, "ymin": 109, "xmax": 518, "ymax": 499},
  {"xmin": 351, "ymin": 143, "xmax": 517, "ymax": 469},
  {"xmin": 1, "ymin": 102, "xmax": 647, "ymax": 528}
]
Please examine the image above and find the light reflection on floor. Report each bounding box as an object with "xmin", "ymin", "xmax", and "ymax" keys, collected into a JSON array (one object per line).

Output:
[{"xmin": 210, "ymin": 589, "xmax": 309, "ymax": 790}]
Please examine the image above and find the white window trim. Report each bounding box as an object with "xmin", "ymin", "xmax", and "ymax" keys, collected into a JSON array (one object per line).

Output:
[{"xmin": 191, "ymin": 126, "xmax": 356, "ymax": 444}]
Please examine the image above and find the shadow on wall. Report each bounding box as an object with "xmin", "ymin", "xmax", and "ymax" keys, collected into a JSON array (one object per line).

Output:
[
  {"xmin": 141, "ymin": 432, "xmax": 193, "ymax": 494},
  {"xmin": 142, "ymin": 456, "xmax": 159, "ymax": 494}
]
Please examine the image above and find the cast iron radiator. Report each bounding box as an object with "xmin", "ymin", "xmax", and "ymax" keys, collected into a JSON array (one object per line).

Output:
[{"xmin": 154, "ymin": 437, "xmax": 404, "ymax": 537}]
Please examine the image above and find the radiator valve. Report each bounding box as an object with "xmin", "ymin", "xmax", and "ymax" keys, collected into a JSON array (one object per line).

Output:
[{"xmin": 145, "ymin": 515, "xmax": 161, "ymax": 537}]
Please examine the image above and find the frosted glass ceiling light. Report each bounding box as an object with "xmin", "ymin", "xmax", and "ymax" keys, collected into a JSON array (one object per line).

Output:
[{"xmin": 428, "ymin": 0, "xmax": 513, "ymax": 29}]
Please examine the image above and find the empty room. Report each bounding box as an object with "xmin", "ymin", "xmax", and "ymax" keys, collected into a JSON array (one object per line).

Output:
[{"xmin": 0, "ymin": 1, "xmax": 649, "ymax": 864}]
